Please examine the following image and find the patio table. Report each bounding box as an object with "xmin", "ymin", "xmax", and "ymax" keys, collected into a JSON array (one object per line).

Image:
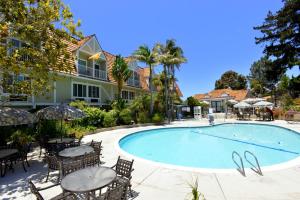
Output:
[
  {"xmin": 59, "ymin": 145, "xmax": 94, "ymax": 158},
  {"xmin": 61, "ymin": 166, "xmax": 116, "ymax": 194},
  {"xmin": 0, "ymin": 149, "xmax": 18, "ymax": 177},
  {"xmin": 48, "ymin": 138, "xmax": 75, "ymax": 144}
]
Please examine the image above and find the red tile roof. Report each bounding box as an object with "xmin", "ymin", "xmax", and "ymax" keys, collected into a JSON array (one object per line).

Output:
[{"xmin": 194, "ymin": 89, "xmax": 248, "ymax": 101}]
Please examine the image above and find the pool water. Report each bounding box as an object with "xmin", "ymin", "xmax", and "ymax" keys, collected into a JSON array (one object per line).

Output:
[{"xmin": 119, "ymin": 124, "xmax": 300, "ymax": 169}]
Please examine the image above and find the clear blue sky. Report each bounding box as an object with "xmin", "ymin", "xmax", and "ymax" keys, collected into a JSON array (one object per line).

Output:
[{"xmin": 64, "ymin": 0, "xmax": 284, "ymax": 99}]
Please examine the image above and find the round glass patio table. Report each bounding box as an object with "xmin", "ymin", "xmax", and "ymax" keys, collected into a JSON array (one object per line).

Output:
[
  {"xmin": 48, "ymin": 138, "xmax": 74, "ymax": 144},
  {"xmin": 59, "ymin": 145, "xmax": 94, "ymax": 158},
  {"xmin": 0, "ymin": 149, "xmax": 18, "ymax": 177},
  {"xmin": 61, "ymin": 166, "xmax": 116, "ymax": 193},
  {"xmin": 0, "ymin": 149, "xmax": 18, "ymax": 159}
]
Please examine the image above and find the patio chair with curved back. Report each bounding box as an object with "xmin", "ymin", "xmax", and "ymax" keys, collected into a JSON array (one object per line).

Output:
[
  {"xmin": 89, "ymin": 179, "xmax": 129, "ymax": 200},
  {"xmin": 45, "ymin": 154, "xmax": 61, "ymax": 182},
  {"xmin": 83, "ymin": 151, "xmax": 100, "ymax": 167},
  {"xmin": 111, "ymin": 156, "xmax": 134, "ymax": 197},
  {"xmin": 70, "ymin": 135, "xmax": 83, "ymax": 147},
  {"xmin": 90, "ymin": 140, "xmax": 103, "ymax": 163},
  {"xmin": 29, "ymin": 180, "xmax": 75, "ymax": 200},
  {"xmin": 61, "ymin": 159, "xmax": 84, "ymax": 178},
  {"xmin": 10, "ymin": 143, "xmax": 32, "ymax": 172}
]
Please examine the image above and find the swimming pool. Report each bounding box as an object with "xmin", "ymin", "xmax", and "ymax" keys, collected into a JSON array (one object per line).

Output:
[{"xmin": 119, "ymin": 124, "xmax": 300, "ymax": 169}]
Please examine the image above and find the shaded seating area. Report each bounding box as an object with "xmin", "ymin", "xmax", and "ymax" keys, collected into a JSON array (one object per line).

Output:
[
  {"xmin": 0, "ymin": 142, "xmax": 32, "ymax": 177},
  {"xmin": 29, "ymin": 137, "xmax": 134, "ymax": 200}
]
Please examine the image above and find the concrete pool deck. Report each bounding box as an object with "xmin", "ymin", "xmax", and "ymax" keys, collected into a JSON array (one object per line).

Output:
[{"xmin": 1, "ymin": 119, "xmax": 300, "ymax": 200}]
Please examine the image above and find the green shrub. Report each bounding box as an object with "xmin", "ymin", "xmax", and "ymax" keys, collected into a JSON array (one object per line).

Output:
[
  {"xmin": 69, "ymin": 100, "xmax": 88, "ymax": 110},
  {"xmin": 119, "ymin": 109, "xmax": 132, "ymax": 125},
  {"xmin": 103, "ymin": 110, "xmax": 117, "ymax": 127},
  {"xmin": 137, "ymin": 111, "xmax": 150, "ymax": 124},
  {"xmin": 82, "ymin": 107, "xmax": 104, "ymax": 127},
  {"xmin": 65, "ymin": 124, "xmax": 96, "ymax": 138},
  {"xmin": 38, "ymin": 120, "xmax": 66, "ymax": 138},
  {"xmin": 152, "ymin": 113, "xmax": 164, "ymax": 124},
  {"xmin": 111, "ymin": 98, "xmax": 127, "ymax": 111},
  {"xmin": 10, "ymin": 130, "xmax": 34, "ymax": 146}
]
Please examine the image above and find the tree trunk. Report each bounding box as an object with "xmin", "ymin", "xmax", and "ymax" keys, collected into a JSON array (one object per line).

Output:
[
  {"xmin": 118, "ymin": 81, "xmax": 123, "ymax": 99},
  {"xmin": 167, "ymin": 66, "xmax": 171, "ymax": 124},
  {"xmin": 149, "ymin": 65, "xmax": 154, "ymax": 116},
  {"xmin": 171, "ymin": 65, "xmax": 175, "ymax": 121},
  {"xmin": 163, "ymin": 65, "xmax": 168, "ymax": 121}
]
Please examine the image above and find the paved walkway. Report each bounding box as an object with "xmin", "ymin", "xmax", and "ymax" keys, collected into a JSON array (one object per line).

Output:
[{"xmin": 1, "ymin": 119, "xmax": 300, "ymax": 200}]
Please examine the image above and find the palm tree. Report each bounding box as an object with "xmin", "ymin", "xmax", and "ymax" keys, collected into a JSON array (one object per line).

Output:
[
  {"xmin": 168, "ymin": 45, "xmax": 186, "ymax": 120},
  {"xmin": 155, "ymin": 40, "xmax": 186, "ymax": 122},
  {"xmin": 111, "ymin": 55, "xmax": 132, "ymax": 99},
  {"xmin": 133, "ymin": 45, "xmax": 157, "ymax": 115},
  {"xmin": 154, "ymin": 43, "xmax": 172, "ymax": 120}
]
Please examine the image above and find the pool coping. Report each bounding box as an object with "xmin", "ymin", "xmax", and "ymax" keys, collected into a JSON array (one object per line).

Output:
[{"xmin": 115, "ymin": 121, "xmax": 300, "ymax": 174}]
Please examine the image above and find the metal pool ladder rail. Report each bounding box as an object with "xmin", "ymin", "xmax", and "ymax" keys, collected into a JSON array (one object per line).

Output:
[
  {"xmin": 232, "ymin": 151, "xmax": 245, "ymax": 176},
  {"xmin": 244, "ymin": 150, "xmax": 263, "ymax": 176}
]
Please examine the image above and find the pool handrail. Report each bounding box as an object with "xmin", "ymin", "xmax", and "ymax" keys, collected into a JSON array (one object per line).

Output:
[
  {"xmin": 244, "ymin": 150, "xmax": 263, "ymax": 176},
  {"xmin": 232, "ymin": 151, "xmax": 245, "ymax": 176}
]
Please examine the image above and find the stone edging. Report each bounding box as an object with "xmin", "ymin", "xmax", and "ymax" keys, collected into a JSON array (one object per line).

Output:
[{"xmin": 85, "ymin": 122, "xmax": 165, "ymax": 135}]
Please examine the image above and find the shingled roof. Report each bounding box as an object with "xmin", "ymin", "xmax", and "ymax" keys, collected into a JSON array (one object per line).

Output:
[{"xmin": 194, "ymin": 89, "xmax": 248, "ymax": 101}]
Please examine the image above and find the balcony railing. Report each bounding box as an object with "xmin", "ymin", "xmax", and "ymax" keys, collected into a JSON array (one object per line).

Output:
[
  {"xmin": 127, "ymin": 78, "xmax": 140, "ymax": 87},
  {"xmin": 78, "ymin": 64, "xmax": 107, "ymax": 80}
]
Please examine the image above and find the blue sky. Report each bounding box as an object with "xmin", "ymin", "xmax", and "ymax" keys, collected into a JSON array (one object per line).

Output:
[{"xmin": 64, "ymin": 0, "xmax": 285, "ymax": 99}]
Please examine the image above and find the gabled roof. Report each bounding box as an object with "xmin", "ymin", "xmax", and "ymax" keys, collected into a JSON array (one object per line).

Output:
[
  {"xmin": 194, "ymin": 89, "xmax": 248, "ymax": 101},
  {"xmin": 138, "ymin": 68, "xmax": 150, "ymax": 91},
  {"xmin": 69, "ymin": 35, "xmax": 95, "ymax": 51},
  {"xmin": 175, "ymin": 82, "xmax": 183, "ymax": 97},
  {"xmin": 60, "ymin": 35, "xmax": 95, "ymax": 74},
  {"xmin": 103, "ymin": 50, "xmax": 148, "ymax": 90},
  {"xmin": 102, "ymin": 50, "xmax": 117, "ymax": 84}
]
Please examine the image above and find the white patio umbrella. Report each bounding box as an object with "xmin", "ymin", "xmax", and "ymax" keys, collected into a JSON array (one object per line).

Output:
[
  {"xmin": 201, "ymin": 100, "xmax": 210, "ymax": 105},
  {"xmin": 228, "ymin": 99, "xmax": 238, "ymax": 104},
  {"xmin": 0, "ymin": 107, "xmax": 36, "ymax": 126},
  {"xmin": 243, "ymin": 98, "xmax": 264, "ymax": 104},
  {"xmin": 36, "ymin": 104, "xmax": 85, "ymax": 139},
  {"xmin": 253, "ymin": 101, "xmax": 273, "ymax": 107},
  {"xmin": 234, "ymin": 102, "xmax": 251, "ymax": 108}
]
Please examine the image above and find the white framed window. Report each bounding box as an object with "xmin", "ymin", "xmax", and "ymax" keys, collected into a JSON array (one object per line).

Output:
[
  {"xmin": 122, "ymin": 90, "xmax": 135, "ymax": 100},
  {"xmin": 78, "ymin": 59, "xmax": 87, "ymax": 67},
  {"xmin": 88, "ymin": 86, "xmax": 99, "ymax": 98},
  {"xmin": 73, "ymin": 83, "xmax": 87, "ymax": 97}
]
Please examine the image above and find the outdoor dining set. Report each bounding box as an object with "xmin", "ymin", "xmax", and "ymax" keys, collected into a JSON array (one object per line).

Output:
[
  {"xmin": 0, "ymin": 104, "xmax": 135, "ymax": 199},
  {"xmin": 31, "ymin": 139, "xmax": 134, "ymax": 200},
  {"xmin": 0, "ymin": 142, "xmax": 31, "ymax": 177},
  {"xmin": 233, "ymin": 98, "xmax": 274, "ymax": 121}
]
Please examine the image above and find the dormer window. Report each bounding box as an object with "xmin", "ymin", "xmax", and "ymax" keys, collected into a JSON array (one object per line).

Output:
[{"xmin": 221, "ymin": 93, "xmax": 228, "ymax": 97}]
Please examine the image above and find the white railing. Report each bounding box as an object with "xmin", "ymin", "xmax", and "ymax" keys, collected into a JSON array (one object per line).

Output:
[
  {"xmin": 94, "ymin": 69, "xmax": 107, "ymax": 80},
  {"xmin": 127, "ymin": 78, "xmax": 140, "ymax": 87},
  {"xmin": 78, "ymin": 64, "xmax": 107, "ymax": 80}
]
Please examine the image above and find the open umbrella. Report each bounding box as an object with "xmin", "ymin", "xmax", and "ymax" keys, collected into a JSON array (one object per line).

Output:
[
  {"xmin": 201, "ymin": 101, "xmax": 210, "ymax": 105},
  {"xmin": 0, "ymin": 107, "xmax": 35, "ymax": 126},
  {"xmin": 243, "ymin": 98, "xmax": 264, "ymax": 104},
  {"xmin": 36, "ymin": 104, "xmax": 85, "ymax": 139},
  {"xmin": 253, "ymin": 101, "xmax": 273, "ymax": 107},
  {"xmin": 228, "ymin": 99, "xmax": 238, "ymax": 104},
  {"xmin": 234, "ymin": 102, "xmax": 251, "ymax": 108}
]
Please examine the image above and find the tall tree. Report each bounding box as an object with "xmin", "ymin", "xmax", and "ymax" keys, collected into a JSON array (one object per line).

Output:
[
  {"xmin": 254, "ymin": 0, "xmax": 300, "ymax": 71},
  {"xmin": 155, "ymin": 39, "xmax": 186, "ymax": 122},
  {"xmin": 248, "ymin": 57, "xmax": 283, "ymax": 96},
  {"xmin": 0, "ymin": 0, "xmax": 82, "ymax": 96},
  {"xmin": 288, "ymin": 75, "xmax": 300, "ymax": 98},
  {"xmin": 111, "ymin": 55, "xmax": 132, "ymax": 99},
  {"xmin": 215, "ymin": 70, "xmax": 247, "ymax": 90},
  {"xmin": 133, "ymin": 45, "xmax": 157, "ymax": 116}
]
